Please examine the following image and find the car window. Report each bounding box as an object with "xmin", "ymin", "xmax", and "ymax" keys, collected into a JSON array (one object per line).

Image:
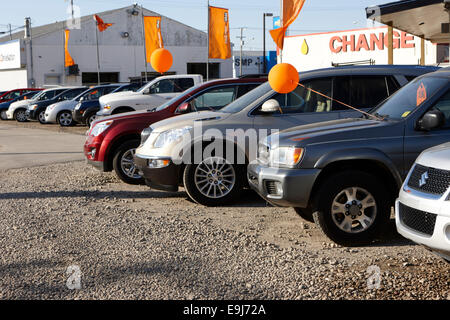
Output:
[
  {"xmin": 431, "ymin": 90, "xmax": 450, "ymax": 128},
  {"xmin": 386, "ymin": 76, "xmax": 400, "ymax": 95},
  {"xmin": 103, "ymin": 86, "xmax": 120, "ymax": 94},
  {"xmin": 4, "ymin": 91, "xmax": 21, "ymax": 99},
  {"xmin": 175, "ymin": 78, "xmax": 195, "ymax": 92},
  {"xmin": 237, "ymin": 83, "xmax": 263, "ymax": 97},
  {"xmin": 351, "ymin": 76, "xmax": 390, "ymax": 109},
  {"xmin": 149, "ymin": 79, "xmax": 175, "ymax": 94},
  {"xmin": 370, "ymin": 77, "xmax": 448, "ymax": 120},
  {"xmin": 189, "ymin": 86, "xmax": 237, "ymax": 111}
]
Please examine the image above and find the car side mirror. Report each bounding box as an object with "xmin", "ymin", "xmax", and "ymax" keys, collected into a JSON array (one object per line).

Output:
[
  {"xmin": 417, "ymin": 110, "xmax": 446, "ymax": 131},
  {"xmin": 175, "ymin": 102, "xmax": 191, "ymax": 114},
  {"xmin": 261, "ymin": 99, "xmax": 280, "ymax": 114}
]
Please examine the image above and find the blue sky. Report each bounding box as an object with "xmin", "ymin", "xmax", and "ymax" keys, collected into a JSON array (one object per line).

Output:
[{"xmin": 0, "ymin": 0, "xmax": 384, "ymax": 51}]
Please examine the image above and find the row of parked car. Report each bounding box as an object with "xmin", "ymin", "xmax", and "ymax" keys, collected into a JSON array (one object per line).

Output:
[{"xmin": 2, "ymin": 64, "xmax": 449, "ymax": 262}]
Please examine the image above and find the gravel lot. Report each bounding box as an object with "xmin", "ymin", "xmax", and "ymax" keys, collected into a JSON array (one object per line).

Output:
[{"xmin": 0, "ymin": 159, "xmax": 448, "ymax": 300}]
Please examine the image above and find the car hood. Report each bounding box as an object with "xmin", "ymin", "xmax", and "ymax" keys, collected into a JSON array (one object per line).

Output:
[
  {"xmin": 49, "ymin": 100, "xmax": 78, "ymax": 110},
  {"xmin": 10, "ymin": 99, "xmax": 35, "ymax": 108},
  {"xmin": 416, "ymin": 142, "xmax": 450, "ymax": 171},
  {"xmin": 149, "ymin": 111, "xmax": 231, "ymax": 133},
  {"xmin": 94, "ymin": 110, "xmax": 150, "ymax": 123},
  {"xmin": 270, "ymin": 118, "xmax": 391, "ymax": 148},
  {"xmin": 99, "ymin": 91, "xmax": 141, "ymax": 103}
]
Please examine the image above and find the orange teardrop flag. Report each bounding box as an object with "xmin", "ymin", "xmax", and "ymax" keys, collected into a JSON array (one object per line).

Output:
[
  {"xmin": 270, "ymin": 0, "xmax": 306, "ymax": 50},
  {"xmin": 209, "ymin": 6, "xmax": 231, "ymax": 59},
  {"xmin": 144, "ymin": 16, "xmax": 164, "ymax": 63},
  {"xmin": 94, "ymin": 14, "xmax": 113, "ymax": 32},
  {"xmin": 64, "ymin": 29, "xmax": 75, "ymax": 67}
]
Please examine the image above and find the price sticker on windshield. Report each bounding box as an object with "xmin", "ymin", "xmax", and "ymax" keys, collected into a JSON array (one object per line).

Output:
[{"xmin": 416, "ymin": 83, "xmax": 427, "ymax": 106}]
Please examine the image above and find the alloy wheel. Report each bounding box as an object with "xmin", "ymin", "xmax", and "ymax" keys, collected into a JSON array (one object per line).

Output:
[
  {"xmin": 16, "ymin": 110, "xmax": 27, "ymax": 122},
  {"xmin": 0, "ymin": 110, "xmax": 6, "ymax": 120},
  {"xmin": 194, "ymin": 157, "xmax": 236, "ymax": 199},
  {"xmin": 88, "ymin": 114, "xmax": 96, "ymax": 127},
  {"xmin": 38, "ymin": 111, "xmax": 46, "ymax": 123},
  {"xmin": 331, "ymin": 187, "xmax": 377, "ymax": 234},
  {"xmin": 120, "ymin": 149, "xmax": 141, "ymax": 179},
  {"xmin": 59, "ymin": 112, "xmax": 73, "ymax": 126}
]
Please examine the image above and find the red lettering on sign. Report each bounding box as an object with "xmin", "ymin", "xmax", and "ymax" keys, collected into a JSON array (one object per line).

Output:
[
  {"xmin": 342, "ymin": 35, "xmax": 355, "ymax": 52},
  {"xmin": 370, "ymin": 33, "xmax": 384, "ymax": 51},
  {"xmin": 384, "ymin": 31, "xmax": 400, "ymax": 49},
  {"xmin": 355, "ymin": 34, "xmax": 369, "ymax": 51},
  {"xmin": 330, "ymin": 36, "xmax": 342, "ymax": 53},
  {"xmin": 401, "ymin": 32, "xmax": 415, "ymax": 48}
]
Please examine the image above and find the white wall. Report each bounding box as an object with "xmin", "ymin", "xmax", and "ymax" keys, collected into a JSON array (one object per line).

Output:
[
  {"xmin": 0, "ymin": 69, "xmax": 28, "ymax": 90},
  {"xmin": 282, "ymin": 26, "xmax": 437, "ymax": 72}
]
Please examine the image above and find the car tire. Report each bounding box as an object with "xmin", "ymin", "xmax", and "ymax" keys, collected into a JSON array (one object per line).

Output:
[
  {"xmin": 37, "ymin": 110, "xmax": 46, "ymax": 124},
  {"xmin": 86, "ymin": 113, "xmax": 97, "ymax": 127},
  {"xmin": 312, "ymin": 170, "xmax": 391, "ymax": 247},
  {"xmin": 183, "ymin": 156, "xmax": 245, "ymax": 206},
  {"xmin": 294, "ymin": 207, "xmax": 314, "ymax": 223},
  {"xmin": 0, "ymin": 110, "xmax": 7, "ymax": 120},
  {"xmin": 112, "ymin": 140, "xmax": 145, "ymax": 185},
  {"xmin": 57, "ymin": 111, "xmax": 74, "ymax": 127},
  {"xmin": 14, "ymin": 109, "xmax": 28, "ymax": 122}
]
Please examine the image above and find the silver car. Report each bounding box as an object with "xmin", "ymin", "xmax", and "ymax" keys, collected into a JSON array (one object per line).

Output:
[{"xmin": 134, "ymin": 65, "xmax": 439, "ymax": 206}]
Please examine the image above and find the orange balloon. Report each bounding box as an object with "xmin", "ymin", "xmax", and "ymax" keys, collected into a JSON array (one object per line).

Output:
[
  {"xmin": 268, "ymin": 63, "xmax": 299, "ymax": 94},
  {"xmin": 150, "ymin": 48, "xmax": 173, "ymax": 74}
]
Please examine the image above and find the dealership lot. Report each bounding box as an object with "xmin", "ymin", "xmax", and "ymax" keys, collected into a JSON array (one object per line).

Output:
[{"xmin": 0, "ymin": 122, "xmax": 448, "ymax": 300}]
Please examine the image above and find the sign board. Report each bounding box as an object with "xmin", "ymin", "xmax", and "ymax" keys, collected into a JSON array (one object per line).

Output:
[
  {"xmin": 0, "ymin": 40, "xmax": 21, "ymax": 70},
  {"xmin": 283, "ymin": 26, "xmax": 437, "ymax": 72}
]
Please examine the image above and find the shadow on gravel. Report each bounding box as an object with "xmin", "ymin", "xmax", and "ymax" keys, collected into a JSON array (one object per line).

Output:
[
  {"xmin": 368, "ymin": 219, "xmax": 415, "ymax": 248},
  {"xmin": 0, "ymin": 190, "xmax": 185, "ymax": 200}
]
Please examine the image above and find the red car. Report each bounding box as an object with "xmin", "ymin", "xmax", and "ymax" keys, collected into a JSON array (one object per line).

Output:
[
  {"xmin": 0, "ymin": 88, "xmax": 42, "ymax": 103},
  {"xmin": 85, "ymin": 77, "xmax": 267, "ymax": 184}
]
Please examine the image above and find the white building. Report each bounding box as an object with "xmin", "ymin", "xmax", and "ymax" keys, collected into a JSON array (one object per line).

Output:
[
  {"xmin": 0, "ymin": 5, "xmax": 233, "ymax": 90},
  {"xmin": 282, "ymin": 26, "xmax": 448, "ymax": 72}
]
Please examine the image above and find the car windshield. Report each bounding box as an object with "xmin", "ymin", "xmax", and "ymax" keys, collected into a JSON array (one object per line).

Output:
[
  {"xmin": 221, "ymin": 82, "xmax": 270, "ymax": 113},
  {"xmin": 154, "ymin": 84, "xmax": 202, "ymax": 112},
  {"xmin": 369, "ymin": 76, "xmax": 449, "ymax": 120}
]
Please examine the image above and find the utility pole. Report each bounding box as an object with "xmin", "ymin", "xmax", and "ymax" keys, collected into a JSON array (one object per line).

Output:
[
  {"xmin": 206, "ymin": 0, "xmax": 210, "ymax": 81},
  {"xmin": 236, "ymin": 27, "xmax": 246, "ymax": 77}
]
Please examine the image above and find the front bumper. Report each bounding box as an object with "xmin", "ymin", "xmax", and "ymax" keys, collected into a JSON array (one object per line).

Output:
[
  {"xmin": 5, "ymin": 109, "xmax": 14, "ymax": 120},
  {"xmin": 247, "ymin": 162, "xmax": 321, "ymax": 208},
  {"xmin": 396, "ymin": 187, "xmax": 450, "ymax": 261},
  {"xmin": 72, "ymin": 109, "xmax": 84, "ymax": 123},
  {"xmin": 44, "ymin": 109, "xmax": 57, "ymax": 123},
  {"xmin": 134, "ymin": 155, "xmax": 181, "ymax": 192}
]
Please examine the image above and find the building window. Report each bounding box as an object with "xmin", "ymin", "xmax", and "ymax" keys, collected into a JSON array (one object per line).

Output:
[
  {"xmin": 82, "ymin": 72, "xmax": 119, "ymax": 85},
  {"xmin": 187, "ymin": 63, "xmax": 220, "ymax": 79}
]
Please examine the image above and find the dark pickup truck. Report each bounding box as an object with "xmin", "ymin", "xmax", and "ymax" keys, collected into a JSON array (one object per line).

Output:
[{"xmin": 248, "ymin": 68, "xmax": 450, "ymax": 246}]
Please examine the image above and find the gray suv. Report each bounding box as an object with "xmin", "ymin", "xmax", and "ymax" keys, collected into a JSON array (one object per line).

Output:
[
  {"xmin": 248, "ymin": 68, "xmax": 450, "ymax": 246},
  {"xmin": 135, "ymin": 65, "xmax": 438, "ymax": 207}
]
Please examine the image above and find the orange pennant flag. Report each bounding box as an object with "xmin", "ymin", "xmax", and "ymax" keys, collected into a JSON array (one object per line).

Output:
[
  {"xmin": 270, "ymin": 0, "xmax": 306, "ymax": 50},
  {"xmin": 209, "ymin": 6, "xmax": 231, "ymax": 60},
  {"xmin": 143, "ymin": 16, "xmax": 164, "ymax": 63},
  {"xmin": 64, "ymin": 29, "xmax": 75, "ymax": 67},
  {"xmin": 94, "ymin": 14, "xmax": 113, "ymax": 32}
]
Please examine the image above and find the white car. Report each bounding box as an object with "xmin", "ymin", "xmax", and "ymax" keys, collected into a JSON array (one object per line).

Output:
[
  {"xmin": 44, "ymin": 85, "xmax": 116, "ymax": 126},
  {"xmin": 396, "ymin": 142, "xmax": 450, "ymax": 262},
  {"xmin": 97, "ymin": 74, "xmax": 203, "ymax": 117},
  {"xmin": 6, "ymin": 88, "xmax": 67, "ymax": 121}
]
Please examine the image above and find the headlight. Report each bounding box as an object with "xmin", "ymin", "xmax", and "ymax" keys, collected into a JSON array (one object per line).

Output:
[
  {"xmin": 269, "ymin": 147, "xmax": 304, "ymax": 167},
  {"xmin": 90, "ymin": 120, "xmax": 113, "ymax": 137},
  {"xmin": 48, "ymin": 105, "xmax": 57, "ymax": 111},
  {"xmin": 30, "ymin": 104, "xmax": 38, "ymax": 110},
  {"xmin": 75, "ymin": 103, "xmax": 82, "ymax": 110},
  {"xmin": 103, "ymin": 104, "xmax": 111, "ymax": 110},
  {"xmin": 153, "ymin": 126, "xmax": 192, "ymax": 148},
  {"xmin": 141, "ymin": 127, "xmax": 152, "ymax": 145}
]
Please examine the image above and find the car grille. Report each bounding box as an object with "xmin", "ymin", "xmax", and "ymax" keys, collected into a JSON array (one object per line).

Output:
[
  {"xmin": 407, "ymin": 164, "xmax": 450, "ymax": 196},
  {"xmin": 398, "ymin": 202, "xmax": 437, "ymax": 236},
  {"xmin": 265, "ymin": 181, "xmax": 278, "ymax": 195}
]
